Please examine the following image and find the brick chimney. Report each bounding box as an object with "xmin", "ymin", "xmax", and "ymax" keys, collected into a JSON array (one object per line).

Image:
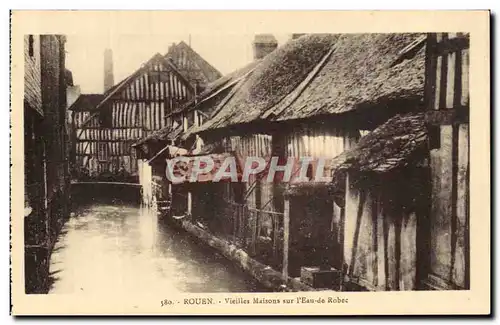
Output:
[
  {"xmin": 103, "ymin": 48, "xmax": 114, "ymax": 92},
  {"xmin": 253, "ymin": 34, "xmax": 278, "ymax": 60}
]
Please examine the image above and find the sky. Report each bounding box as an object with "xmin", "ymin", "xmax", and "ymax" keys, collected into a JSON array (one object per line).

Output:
[{"xmin": 66, "ymin": 33, "xmax": 290, "ymax": 94}]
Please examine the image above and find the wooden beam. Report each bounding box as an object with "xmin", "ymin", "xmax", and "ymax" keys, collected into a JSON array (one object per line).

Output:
[
  {"xmin": 282, "ymin": 197, "xmax": 290, "ymax": 279},
  {"xmin": 425, "ymin": 107, "xmax": 469, "ymax": 126},
  {"xmin": 349, "ymin": 187, "xmax": 366, "ymax": 277},
  {"xmin": 187, "ymin": 191, "xmax": 192, "ymax": 215},
  {"xmin": 434, "ymin": 36, "xmax": 470, "ymax": 56},
  {"xmin": 71, "ymin": 181, "xmax": 141, "ymax": 187},
  {"xmin": 75, "ymin": 140, "xmax": 138, "ymax": 143},
  {"xmin": 78, "ymin": 126, "xmax": 144, "ymax": 130},
  {"xmin": 424, "ymin": 34, "xmax": 438, "ymax": 111}
]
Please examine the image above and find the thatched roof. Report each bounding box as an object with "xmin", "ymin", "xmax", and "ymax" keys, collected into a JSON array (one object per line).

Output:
[
  {"xmin": 194, "ymin": 33, "xmax": 426, "ymax": 133},
  {"xmin": 331, "ymin": 112, "xmax": 428, "ymax": 178},
  {"xmin": 172, "ymin": 59, "xmax": 261, "ymax": 115},
  {"xmin": 273, "ymin": 33, "xmax": 426, "ymax": 121},
  {"xmin": 196, "ymin": 34, "xmax": 339, "ymax": 131},
  {"xmin": 68, "ymin": 94, "xmax": 104, "ymax": 112}
]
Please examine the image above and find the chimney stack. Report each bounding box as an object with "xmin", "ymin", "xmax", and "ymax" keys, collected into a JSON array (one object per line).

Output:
[
  {"xmin": 103, "ymin": 48, "xmax": 114, "ymax": 92},
  {"xmin": 253, "ymin": 34, "xmax": 278, "ymax": 60}
]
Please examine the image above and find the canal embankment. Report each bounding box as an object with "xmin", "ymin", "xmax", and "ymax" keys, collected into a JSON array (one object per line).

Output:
[{"xmin": 170, "ymin": 216, "xmax": 314, "ymax": 292}]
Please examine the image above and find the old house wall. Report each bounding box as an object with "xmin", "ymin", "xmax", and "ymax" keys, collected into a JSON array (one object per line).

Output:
[
  {"xmin": 188, "ymin": 133, "xmax": 283, "ymax": 268},
  {"xmin": 284, "ymin": 126, "xmax": 356, "ymax": 164},
  {"xmin": 24, "ymin": 35, "xmax": 42, "ymax": 114},
  {"xmin": 193, "ymin": 124, "xmax": 361, "ymax": 275},
  {"xmin": 24, "ymin": 34, "xmax": 44, "ymax": 214},
  {"xmin": 40, "ymin": 35, "xmax": 69, "ymax": 204},
  {"xmin": 24, "ymin": 35, "xmax": 69, "ymax": 293},
  {"xmin": 283, "ymin": 125, "xmax": 359, "ymax": 276},
  {"xmin": 74, "ymin": 61, "xmax": 194, "ymax": 179},
  {"xmin": 423, "ymin": 33, "xmax": 470, "ymax": 290},
  {"xmin": 192, "ymin": 124, "xmax": 361, "ymax": 275},
  {"xmin": 428, "ymin": 123, "xmax": 469, "ymax": 289},
  {"xmin": 230, "ymin": 133, "xmax": 273, "ymax": 208}
]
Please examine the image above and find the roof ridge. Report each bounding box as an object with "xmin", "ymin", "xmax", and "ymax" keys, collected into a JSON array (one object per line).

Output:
[
  {"xmin": 169, "ymin": 60, "xmax": 261, "ymax": 116},
  {"xmin": 170, "ymin": 41, "xmax": 222, "ymax": 81},
  {"xmin": 195, "ymin": 68, "xmax": 256, "ymax": 131},
  {"xmin": 191, "ymin": 64, "xmax": 260, "ymax": 112}
]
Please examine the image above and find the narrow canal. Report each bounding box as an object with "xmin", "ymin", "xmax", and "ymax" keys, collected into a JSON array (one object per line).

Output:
[{"xmin": 49, "ymin": 201, "xmax": 265, "ymax": 294}]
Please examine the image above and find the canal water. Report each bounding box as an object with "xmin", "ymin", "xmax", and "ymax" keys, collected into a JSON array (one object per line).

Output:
[{"xmin": 49, "ymin": 201, "xmax": 265, "ymax": 294}]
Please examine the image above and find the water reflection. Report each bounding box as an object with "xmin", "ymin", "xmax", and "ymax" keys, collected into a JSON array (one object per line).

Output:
[{"xmin": 49, "ymin": 202, "xmax": 265, "ymax": 294}]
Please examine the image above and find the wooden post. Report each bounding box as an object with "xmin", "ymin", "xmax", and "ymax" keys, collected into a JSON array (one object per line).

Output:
[
  {"xmin": 194, "ymin": 110, "xmax": 199, "ymax": 127},
  {"xmin": 183, "ymin": 114, "xmax": 188, "ymax": 133},
  {"xmin": 331, "ymin": 199, "xmax": 344, "ymax": 270},
  {"xmin": 282, "ymin": 197, "xmax": 290, "ymax": 279}
]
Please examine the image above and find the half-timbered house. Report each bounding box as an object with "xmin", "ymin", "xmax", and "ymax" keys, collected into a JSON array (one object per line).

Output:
[
  {"xmin": 131, "ymin": 56, "xmax": 262, "ymax": 209},
  {"xmin": 68, "ymin": 94, "xmax": 104, "ymax": 178},
  {"xmin": 70, "ymin": 42, "xmax": 221, "ymax": 182},
  {"xmin": 423, "ymin": 33, "xmax": 469, "ymax": 290}
]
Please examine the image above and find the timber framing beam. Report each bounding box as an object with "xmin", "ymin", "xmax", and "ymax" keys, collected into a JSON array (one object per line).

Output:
[
  {"xmin": 425, "ymin": 106, "xmax": 469, "ymax": 126},
  {"xmin": 433, "ymin": 36, "xmax": 470, "ymax": 56}
]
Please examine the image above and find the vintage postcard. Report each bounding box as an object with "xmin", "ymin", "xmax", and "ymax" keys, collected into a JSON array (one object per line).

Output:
[{"xmin": 10, "ymin": 10, "xmax": 490, "ymax": 315}]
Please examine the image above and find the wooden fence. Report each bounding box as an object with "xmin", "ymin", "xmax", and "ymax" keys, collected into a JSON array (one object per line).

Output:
[{"xmin": 221, "ymin": 200, "xmax": 284, "ymax": 271}]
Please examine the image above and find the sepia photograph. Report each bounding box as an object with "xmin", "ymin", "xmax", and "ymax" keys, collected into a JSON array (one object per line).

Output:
[{"xmin": 10, "ymin": 10, "xmax": 490, "ymax": 315}]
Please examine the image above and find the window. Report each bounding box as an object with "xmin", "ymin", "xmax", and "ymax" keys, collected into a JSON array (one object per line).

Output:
[
  {"xmin": 99, "ymin": 110, "xmax": 112, "ymax": 128},
  {"xmin": 28, "ymin": 35, "xmax": 34, "ymax": 57}
]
